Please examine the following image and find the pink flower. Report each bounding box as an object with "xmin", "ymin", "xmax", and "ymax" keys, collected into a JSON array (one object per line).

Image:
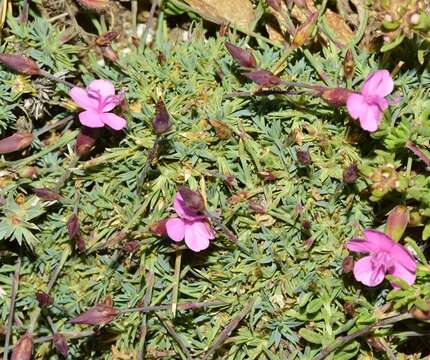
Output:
[
  {"xmin": 165, "ymin": 192, "xmax": 215, "ymax": 252},
  {"xmin": 347, "ymin": 229, "xmax": 416, "ymax": 288},
  {"xmin": 69, "ymin": 79, "xmax": 126, "ymax": 130},
  {"xmin": 346, "ymin": 70, "xmax": 394, "ymax": 132}
]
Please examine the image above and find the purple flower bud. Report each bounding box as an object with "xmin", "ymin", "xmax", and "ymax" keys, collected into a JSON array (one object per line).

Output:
[
  {"xmin": 342, "ymin": 256, "xmax": 354, "ymax": 273},
  {"xmin": 320, "ymin": 87, "xmax": 353, "ymax": 107},
  {"xmin": 75, "ymin": 127, "xmax": 99, "ymax": 157},
  {"xmin": 267, "ymin": 0, "xmax": 282, "ymax": 11},
  {"xmin": 178, "ymin": 186, "xmax": 205, "ymax": 213},
  {"xmin": 343, "ymin": 49, "xmax": 355, "ymax": 80},
  {"xmin": 67, "ymin": 214, "xmax": 80, "ymax": 240},
  {"xmin": 70, "ymin": 304, "xmax": 119, "ymax": 325},
  {"xmin": 53, "ymin": 333, "xmax": 68, "ymax": 357},
  {"xmin": 152, "ymin": 100, "xmax": 172, "ymax": 135},
  {"xmin": 385, "ymin": 205, "xmax": 409, "ymax": 242},
  {"xmin": 225, "ymin": 42, "xmax": 257, "ymax": 68},
  {"xmin": 343, "ymin": 164, "xmax": 358, "ymax": 184},
  {"xmin": 95, "ymin": 31, "xmax": 119, "ymax": 46},
  {"xmin": 243, "ymin": 70, "xmax": 282, "ymax": 87},
  {"xmin": 36, "ymin": 291, "xmax": 53, "ymax": 307},
  {"xmin": 33, "ymin": 188, "xmax": 61, "ymax": 201},
  {"xmin": 0, "ymin": 54, "xmax": 40, "ymax": 75},
  {"xmin": 0, "ymin": 132, "xmax": 33, "ymax": 154},
  {"xmin": 122, "ymin": 240, "xmax": 140, "ymax": 253},
  {"xmin": 11, "ymin": 332, "xmax": 33, "ymax": 360},
  {"xmin": 150, "ymin": 219, "xmax": 168, "ymax": 236},
  {"xmin": 75, "ymin": 234, "xmax": 86, "ymax": 253},
  {"xmin": 249, "ymin": 201, "xmax": 266, "ymax": 214},
  {"xmin": 343, "ymin": 302, "xmax": 355, "ymax": 318},
  {"xmin": 258, "ymin": 171, "xmax": 277, "ymax": 181},
  {"xmin": 296, "ymin": 149, "xmax": 311, "ymax": 166}
]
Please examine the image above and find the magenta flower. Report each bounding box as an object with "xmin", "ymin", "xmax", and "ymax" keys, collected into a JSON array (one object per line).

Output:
[
  {"xmin": 165, "ymin": 192, "xmax": 215, "ymax": 252},
  {"xmin": 69, "ymin": 79, "xmax": 126, "ymax": 130},
  {"xmin": 347, "ymin": 229, "xmax": 416, "ymax": 288},
  {"xmin": 346, "ymin": 70, "xmax": 394, "ymax": 132}
]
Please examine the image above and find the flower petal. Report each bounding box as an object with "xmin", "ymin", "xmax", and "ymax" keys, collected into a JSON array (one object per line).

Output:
[
  {"xmin": 69, "ymin": 87, "xmax": 98, "ymax": 111},
  {"xmin": 346, "ymin": 93, "xmax": 366, "ymax": 120},
  {"xmin": 99, "ymin": 113, "xmax": 127, "ymax": 130},
  {"xmin": 173, "ymin": 192, "xmax": 204, "ymax": 221},
  {"xmin": 166, "ymin": 218, "xmax": 185, "ymax": 242},
  {"xmin": 87, "ymin": 79, "xmax": 116, "ymax": 98},
  {"xmin": 362, "ymin": 70, "xmax": 394, "ymax": 98},
  {"xmin": 391, "ymin": 243, "xmax": 417, "ymax": 272},
  {"xmin": 184, "ymin": 221, "xmax": 213, "ymax": 252},
  {"xmin": 359, "ymin": 104, "xmax": 382, "ymax": 132},
  {"xmin": 78, "ymin": 110, "xmax": 104, "ymax": 128},
  {"xmin": 389, "ymin": 263, "xmax": 416, "ymax": 287},
  {"xmin": 353, "ymin": 256, "xmax": 385, "ymax": 287},
  {"xmin": 348, "ymin": 229, "xmax": 394, "ymax": 254}
]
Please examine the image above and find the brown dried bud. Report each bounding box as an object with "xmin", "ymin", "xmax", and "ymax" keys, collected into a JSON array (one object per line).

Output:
[
  {"xmin": 343, "ymin": 302, "xmax": 355, "ymax": 318},
  {"xmin": 95, "ymin": 31, "xmax": 119, "ymax": 46},
  {"xmin": 178, "ymin": 186, "xmax": 205, "ymax": 213},
  {"xmin": 0, "ymin": 132, "xmax": 33, "ymax": 154},
  {"xmin": 11, "ymin": 332, "xmax": 33, "ymax": 360},
  {"xmin": 53, "ymin": 333, "xmax": 68, "ymax": 357},
  {"xmin": 122, "ymin": 240, "xmax": 140, "ymax": 253},
  {"xmin": 75, "ymin": 234, "xmax": 86, "ymax": 253},
  {"xmin": 70, "ymin": 304, "xmax": 119, "ymax": 325},
  {"xmin": 296, "ymin": 149, "xmax": 311, "ymax": 166},
  {"xmin": 366, "ymin": 336, "xmax": 386, "ymax": 352},
  {"xmin": 249, "ymin": 201, "xmax": 266, "ymax": 214},
  {"xmin": 150, "ymin": 219, "xmax": 168, "ymax": 236},
  {"xmin": 209, "ymin": 119, "xmax": 232, "ymax": 140},
  {"xmin": 343, "ymin": 164, "xmax": 358, "ymax": 184},
  {"xmin": 258, "ymin": 171, "xmax": 277, "ymax": 181},
  {"xmin": 343, "ymin": 49, "xmax": 355, "ymax": 80},
  {"xmin": 225, "ymin": 42, "xmax": 257, "ymax": 69},
  {"xmin": 342, "ymin": 256, "xmax": 354, "ymax": 273},
  {"xmin": 36, "ymin": 291, "xmax": 53, "ymax": 307},
  {"xmin": 267, "ymin": 0, "xmax": 282, "ymax": 11},
  {"xmin": 17, "ymin": 166, "xmax": 38, "ymax": 179},
  {"xmin": 33, "ymin": 188, "xmax": 61, "ymax": 201},
  {"xmin": 101, "ymin": 46, "xmax": 119, "ymax": 63},
  {"xmin": 76, "ymin": 0, "xmax": 109, "ymax": 10},
  {"xmin": 152, "ymin": 100, "xmax": 172, "ymax": 135},
  {"xmin": 243, "ymin": 70, "xmax": 282, "ymax": 87},
  {"xmin": 320, "ymin": 87, "xmax": 353, "ymax": 107},
  {"xmin": 292, "ymin": 12, "xmax": 318, "ymax": 47},
  {"xmin": 385, "ymin": 205, "xmax": 409, "ymax": 242},
  {"xmin": 75, "ymin": 127, "xmax": 99, "ymax": 157},
  {"xmin": 301, "ymin": 219, "xmax": 311, "ymax": 231},
  {"xmin": 0, "ymin": 54, "xmax": 40, "ymax": 75},
  {"xmin": 67, "ymin": 214, "xmax": 80, "ymax": 240}
]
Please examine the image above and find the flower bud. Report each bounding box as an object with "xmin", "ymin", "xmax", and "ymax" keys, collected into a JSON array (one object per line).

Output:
[
  {"xmin": 343, "ymin": 164, "xmax": 358, "ymax": 184},
  {"xmin": 343, "ymin": 302, "xmax": 355, "ymax": 318},
  {"xmin": 33, "ymin": 188, "xmax": 61, "ymax": 201},
  {"xmin": 292, "ymin": 12, "xmax": 318, "ymax": 47},
  {"xmin": 36, "ymin": 291, "xmax": 53, "ymax": 307},
  {"xmin": 17, "ymin": 166, "xmax": 38, "ymax": 179},
  {"xmin": 0, "ymin": 54, "xmax": 40, "ymax": 75},
  {"xmin": 0, "ymin": 132, "xmax": 33, "ymax": 154},
  {"xmin": 67, "ymin": 214, "xmax": 80, "ymax": 240},
  {"xmin": 11, "ymin": 332, "xmax": 33, "ymax": 360},
  {"xmin": 385, "ymin": 205, "xmax": 409, "ymax": 242},
  {"xmin": 243, "ymin": 70, "xmax": 282, "ymax": 87},
  {"xmin": 258, "ymin": 171, "xmax": 277, "ymax": 181},
  {"xmin": 76, "ymin": 0, "xmax": 109, "ymax": 10},
  {"xmin": 101, "ymin": 46, "xmax": 119, "ymax": 63},
  {"xmin": 366, "ymin": 336, "xmax": 386, "ymax": 352},
  {"xmin": 320, "ymin": 87, "xmax": 353, "ymax": 107},
  {"xmin": 296, "ymin": 149, "xmax": 311, "ymax": 166},
  {"xmin": 249, "ymin": 201, "xmax": 266, "ymax": 214},
  {"xmin": 152, "ymin": 100, "xmax": 172, "ymax": 135},
  {"xmin": 267, "ymin": 0, "xmax": 282, "ymax": 11},
  {"xmin": 75, "ymin": 234, "xmax": 86, "ymax": 253},
  {"xmin": 122, "ymin": 240, "xmax": 140, "ymax": 253},
  {"xmin": 149, "ymin": 219, "xmax": 168, "ymax": 236},
  {"xmin": 343, "ymin": 49, "xmax": 355, "ymax": 80},
  {"xmin": 178, "ymin": 186, "xmax": 205, "ymax": 213},
  {"xmin": 225, "ymin": 42, "xmax": 257, "ymax": 69},
  {"xmin": 342, "ymin": 256, "xmax": 354, "ymax": 273},
  {"xmin": 70, "ymin": 304, "xmax": 119, "ymax": 325},
  {"xmin": 75, "ymin": 127, "xmax": 99, "ymax": 157},
  {"xmin": 95, "ymin": 31, "xmax": 119, "ymax": 46},
  {"xmin": 53, "ymin": 333, "xmax": 68, "ymax": 357}
]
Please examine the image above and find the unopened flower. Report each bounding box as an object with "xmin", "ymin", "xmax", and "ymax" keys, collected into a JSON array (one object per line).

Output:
[
  {"xmin": 33, "ymin": 188, "xmax": 61, "ymax": 201},
  {"xmin": 36, "ymin": 291, "xmax": 53, "ymax": 307},
  {"xmin": 165, "ymin": 192, "xmax": 215, "ymax": 252},
  {"xmin": 343, "ymin": 164, "xmax": 358, "ymax": 184},
  {"xmin": 0, "ymin": 54, "xmax": 40, "ymax": 75},
  {"xmin": 152, "ymin": 100, "xmax": 172, "ymax": 135},
  {"xmin": 346, "ymin": 70, "xmax": 394, "ymax": 132},
  {"xmin": 243, "ymin": 70, "xmax": 282, "ymax": 87},
  {"xmin": 75, "ymin": 127, "xmax": 99, "ymax": 157},
  {"xmin": 53, "ymin": 333, "xmax": 68, "ymax": 357},
  {"xmin": 70, "ymin": 304, "xmax": 119, "ymax": 325},
  {"xmin": 0, "ymin": 132, "xmax": 33, "ymax": 154},
  {"xmin": 385, "ymin": 206, "xmax": 409, "ymax": 242},
  {"xmin": 225, "ymin": 42, "xmax": 257, "ymax": 69},
  {"xmin": 296, "ymin": 149, "xmax": 311, "ymax": 166},
  {"xmin": 11, "ymin": 332, "xmax": 33, "ymax": 360},
  {"xmin": 178, "ymin": 186, "xmax": 205, "ymax": 213},
  {"xmin": 347, "ymin": 229, "xmax": 416, "ymax": 288},
  {"xmin": 77, "ymin": 0, "xmax": 109, "ymax": 10},
  {"xmin": 69, "ymin": 79, "xmax": 126, "ymax": 130}
]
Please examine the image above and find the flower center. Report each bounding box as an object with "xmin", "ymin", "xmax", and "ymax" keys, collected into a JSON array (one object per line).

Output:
[{"xmin": 371, "ymin": 251, "xmax": 394, "ymax": 273}]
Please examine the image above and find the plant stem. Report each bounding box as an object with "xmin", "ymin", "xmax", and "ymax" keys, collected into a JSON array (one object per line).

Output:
[
  {"xmin": 137, "ymin": 271, "xmax": 154, "ymax": 360},
  {"xmin": 54, "ymin": 154, "xmax": 80, "ymax": 192},
  {"xmin": 139, "ymin": 0, "xmax": 161, "ymax": 52},
  {"xmin": 38, "ymin": 69, "xmax": 75, "ymax": 88},
  {"xmin": 137, "ymin": 136, "xmax": 161, "ymax": 192},
  {"xmin": 405, "ymin": 141, "xmax": 430, "ymax": 168},
  {"xmin": 34, "ymin": 115, "xmax": 74, "ymax": 137},
  {"xmin": 120, "ymin": 300, "xmax": 226, "ymax": 314},
  {"xmin": 171, "ymin": 249, "xmax": 182, "ymax": 317},
  {"xmin": 314, "ymin": 312, "xmax": 414, "ymax": 360},
  {"xmin": 3, "ymin": 257, "xmax": 21, "ymax": 360}
]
